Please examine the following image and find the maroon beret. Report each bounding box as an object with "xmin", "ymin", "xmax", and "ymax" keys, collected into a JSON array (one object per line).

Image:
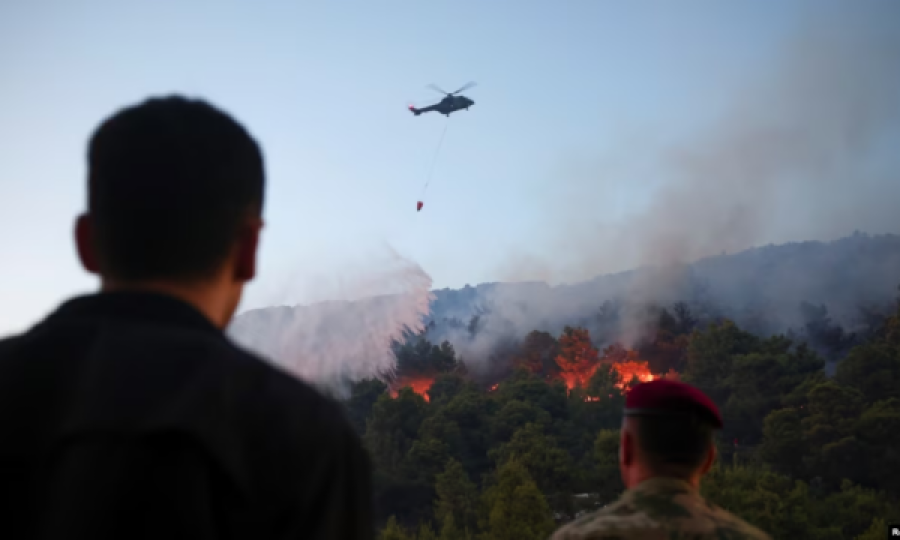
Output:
[{"xmin": 624, "ymin": 379, "xmax": 723, "ymax": 429}]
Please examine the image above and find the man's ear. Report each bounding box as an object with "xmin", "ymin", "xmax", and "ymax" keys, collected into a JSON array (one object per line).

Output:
[
  {"xmin": 75, "ymin": 214, "xmax": 100, "ymax": 275},
  {"xmin": 233, "ymin": 217, "xmax": 263, "ymax": 282}
]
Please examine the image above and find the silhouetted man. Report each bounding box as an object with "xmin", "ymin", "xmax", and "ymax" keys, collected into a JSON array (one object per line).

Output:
[
  {"xmin": 0, "ymin": 96, "xmax": 373, "ymax": 539},
  {"xmin": 550, "ymin": 380, "xmax": 770, "ymax": 539}
]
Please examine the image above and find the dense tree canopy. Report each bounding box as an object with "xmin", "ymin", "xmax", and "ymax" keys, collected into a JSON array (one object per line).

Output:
[{"xmin": 353, "ymin": 293, "xmax": 900, "ymax": 539}]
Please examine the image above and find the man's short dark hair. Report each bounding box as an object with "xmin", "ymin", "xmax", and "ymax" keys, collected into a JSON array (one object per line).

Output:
[
  {"xmin": 87, "ymin": 95, "xmax": 265, "ymax": 281},
  {"xmin": 633, "ymin": 412, "xmax": 715, "ymax": 475}
]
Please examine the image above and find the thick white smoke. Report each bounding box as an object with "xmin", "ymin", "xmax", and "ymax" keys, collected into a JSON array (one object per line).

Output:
[{"xmin": 227, "ymin": 247, "xmax": 433, "ymax": 391}]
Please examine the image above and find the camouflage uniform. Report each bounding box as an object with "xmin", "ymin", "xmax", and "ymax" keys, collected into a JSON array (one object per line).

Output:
[{"xmin": 551, "ymin": 477, "xmax": 771, "ymax": 540}]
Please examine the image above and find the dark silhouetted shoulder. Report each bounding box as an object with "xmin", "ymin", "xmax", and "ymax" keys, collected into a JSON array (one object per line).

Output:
[{"xmin": 0, "ymin": 292, "xmax": 373, "ymax": 540}]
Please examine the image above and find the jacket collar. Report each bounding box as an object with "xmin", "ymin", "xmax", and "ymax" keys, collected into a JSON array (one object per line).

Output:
[{"xmin": 40, "ymin": 291, "xmax": 223, "ymax": 336}]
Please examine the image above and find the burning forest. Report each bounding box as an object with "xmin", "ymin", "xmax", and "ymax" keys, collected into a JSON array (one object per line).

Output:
[
  {"xmin": 355, "ymin": 275, "xmax": 885, "ymax": 408},
  {"xmin": 354, "ymin": 285, "xmax": 900, "ymax": 538},
  {"xmin": 387, "ymin": 323, "xmax": 663, "ymax": 403},
  {"xmin": 389, "ymin": 376, "xmax": 437, "ymax": 402}
]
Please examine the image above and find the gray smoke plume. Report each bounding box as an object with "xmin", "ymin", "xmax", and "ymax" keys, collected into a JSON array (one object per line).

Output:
[
  {"xmin": 228, "ymin": 247, "xmax": 433, "ymax": 394},
  {"xmin": 625, "ymin": 4, "xmax": 900, "ymax": 271},
  {"xmin": 465, "ymin": 3, "xmax": 900, "ymax": 350}
]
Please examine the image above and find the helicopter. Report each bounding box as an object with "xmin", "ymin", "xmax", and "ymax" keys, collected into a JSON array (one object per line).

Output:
[{"xmin": 408, "ymin": 82, "xmax": 476, "ymax": 117}]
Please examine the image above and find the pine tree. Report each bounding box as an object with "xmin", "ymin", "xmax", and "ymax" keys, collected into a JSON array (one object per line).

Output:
[
  {"xmin": 434, "ymin": 458, "xmax": 479, "ymax": 534},
  {"xmin": 379, "ymin": 516, "xmax": 412, "ymax": 540},
  {"xmin": 480, "ymin": 459, "xmax": 555, "ymax": 540},
  {"xmin": 438, "ymin": 513, "xmax": 461, "ymax": 540}
]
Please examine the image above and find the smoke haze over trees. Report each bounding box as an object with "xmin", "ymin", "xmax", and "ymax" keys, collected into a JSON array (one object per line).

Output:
[
  {"xmin": 345, "ymin": 284, "xmax": 900, "ymax": 538},
  {"xmin": 230, "ymin": 233, "xmax": 900, "ymax": 387},
  {"xmin": 229, "ymin": 248, "xmax": 433, "ymax": 390}
]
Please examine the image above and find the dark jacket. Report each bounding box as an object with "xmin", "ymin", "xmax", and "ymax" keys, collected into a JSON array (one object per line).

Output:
[{"xmin": 0, "ymin": 291, "xmax": 373, "ymax": 540}]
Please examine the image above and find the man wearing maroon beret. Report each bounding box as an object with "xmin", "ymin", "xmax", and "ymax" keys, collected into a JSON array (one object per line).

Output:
[{"xmin": 550, "ymin": 380, "xmax": 771, "ymax": 539}]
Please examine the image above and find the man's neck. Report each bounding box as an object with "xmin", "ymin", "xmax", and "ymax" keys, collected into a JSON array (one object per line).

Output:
[
  {"xmin": 100, "ymin": 279, "xmax": 234, "ymax": 329},
  {"xmin": 627, "ymin": 469, "xmax": 701, "ymax": 490}
]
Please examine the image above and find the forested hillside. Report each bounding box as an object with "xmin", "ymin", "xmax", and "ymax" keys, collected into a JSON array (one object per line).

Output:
[
  {"xmin": 231, "ymin": 233, "xmax": 900, "ymax": 386},
  {"xmin": 349, "ymin": 291, "xmax": 900, "ymax": 539},
  {"xmin": 229, "ymin": 234, "xmax": 900, "ymax": 537},
  {"xmin": 423, "ymin": 233, "xmax": 900, "ymax": 353}
]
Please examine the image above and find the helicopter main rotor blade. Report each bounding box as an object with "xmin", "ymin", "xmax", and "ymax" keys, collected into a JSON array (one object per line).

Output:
[
  {"xmin": 450, "ymin": 81, "xmax": 476, "ymax": 94},
  {"xmin": 427, "ymin": 84, "xmax": 449, "ymax": 95}
]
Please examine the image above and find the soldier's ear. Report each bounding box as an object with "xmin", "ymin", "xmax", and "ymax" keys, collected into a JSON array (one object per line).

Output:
[
  {"xmin": 700, "ymin": 441, "xmax": 717, "ymax": 475},
  {"xmin": 620, "ymin": 430, "xmax": 634, "ymax": 467}
]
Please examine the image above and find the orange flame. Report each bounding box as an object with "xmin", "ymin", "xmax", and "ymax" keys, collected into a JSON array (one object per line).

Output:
[
  {"xmin": 613, "ymin": 360, "xmax": 655, "ymax": 389},
  {"xmin": 559, "ymin": 364, "xmax": 600, "ymax": 390},
  {"xmin": 389, "ymin": 376, "xmax": 435, "ymax": 402},
  {"xmin": 558, "ymin": 358, "xmax": 655, "ymax": 392},
  {"xmin": 562, "ymin": 348, "xmax": 657, "ymax": 402}
]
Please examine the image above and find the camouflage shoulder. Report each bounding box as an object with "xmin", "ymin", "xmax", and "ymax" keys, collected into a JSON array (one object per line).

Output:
[
  {"xmin": 549, "ymin": 499, "xmax": 667, "ymax": 540},
  {"xmin": 705, "ymin": 505, "xmax": 773, "ymax": 540}
]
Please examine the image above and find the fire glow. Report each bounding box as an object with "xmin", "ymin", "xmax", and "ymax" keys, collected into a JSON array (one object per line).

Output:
[
  {"xmin": 568, "ymin": 355, "xmax": 657, "ymax": 402},
  {"xmin": 390, "ymin": 376, "xmax": 435, "ymax": 402},
  {"xmin": 612, "ymin": 360, "xmax": 655, "ymax": 388},
  {"xmin": 387, "ymin": 351, "xmax": 658, "ymax": 403},
  {"xmin": 559, "ymin": 360, "xmax": 655, "ymax": 392}
]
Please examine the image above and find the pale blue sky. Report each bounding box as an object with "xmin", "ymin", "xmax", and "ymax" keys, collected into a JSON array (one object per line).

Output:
[{"xmin": 1, "ymin": 0, "xmax": 890, "ymax": 335}]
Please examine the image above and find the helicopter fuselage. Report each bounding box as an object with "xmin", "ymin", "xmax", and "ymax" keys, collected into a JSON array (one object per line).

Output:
[{"xmin": 409, "ymin": 95, "xmax": 475, "ymax": 117}]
